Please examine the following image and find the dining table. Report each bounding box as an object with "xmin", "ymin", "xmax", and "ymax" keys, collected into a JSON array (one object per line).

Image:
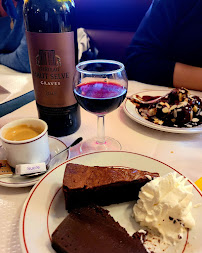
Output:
[{"xmin": 0, "ymin": 64, "xmax": 201, "ymax": 253}]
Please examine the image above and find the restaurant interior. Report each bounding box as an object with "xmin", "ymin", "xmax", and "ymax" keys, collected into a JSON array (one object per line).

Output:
[{"xmin": 0, "ymin": 0, "xmax": 202, "ymax": 253}]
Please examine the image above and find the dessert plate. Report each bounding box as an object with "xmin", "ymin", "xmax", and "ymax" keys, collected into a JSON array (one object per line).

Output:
[
  {"xmin": 19, "ymin": 151, "xmax": 202, "ymax": 253},
  {"xmin": 0, "ymin": 136, "xmax": 69, "ymax": 187},
  {"xmin": 124, "ymin": 90, "xmax": 202, "ymax": 133}
]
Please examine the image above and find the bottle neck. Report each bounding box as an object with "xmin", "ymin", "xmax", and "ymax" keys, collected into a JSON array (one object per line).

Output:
[{"xmin": 23, "ymin": 0, "xmax": 76, "ymax": 33}]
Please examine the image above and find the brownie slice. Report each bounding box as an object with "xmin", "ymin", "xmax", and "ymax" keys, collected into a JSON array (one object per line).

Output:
[
  {"xmin": 52, "ymin": 206, "xmax": 147, "ymax": 253},
  {"xmin": 63, "ymin": 163, "xmax": 159, "ymax": 211}
]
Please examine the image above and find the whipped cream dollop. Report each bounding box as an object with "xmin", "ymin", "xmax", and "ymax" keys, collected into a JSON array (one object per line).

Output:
[{"xmin": 133, "ymin": 172, "xmax": 195, "ymax": 245}]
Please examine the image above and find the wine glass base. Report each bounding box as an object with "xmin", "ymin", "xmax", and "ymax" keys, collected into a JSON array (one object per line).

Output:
[{"xmin": 80, "ymin": 136, "xmax": 121, "ymax": 154}]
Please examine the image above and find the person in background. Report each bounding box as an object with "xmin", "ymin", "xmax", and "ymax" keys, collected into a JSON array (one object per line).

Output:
[
  {"xmin": 126, "ymin": 0, "xmax": 202, "ymax": 91},
  {"xmin": 0, "ymin": 0, "xmax": 97, "ymax": 73},
  {"xmin": 0, "ymin": 0, "xmax": 30, "ymax": 72}
]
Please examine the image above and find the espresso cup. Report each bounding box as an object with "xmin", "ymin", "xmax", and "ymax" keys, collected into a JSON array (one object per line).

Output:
[{"xmin": 0, "ymin": 118, "xmax": 50, "ymax": 168}]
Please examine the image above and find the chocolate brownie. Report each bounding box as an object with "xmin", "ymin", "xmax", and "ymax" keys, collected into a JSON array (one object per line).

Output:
[
  {"xmin": 63, "ymin": 163, "xmax": 159, "ymax": 211},
  {"xmin": 52, "ymin": 205, "xmax": 147, "ymax": 253}
]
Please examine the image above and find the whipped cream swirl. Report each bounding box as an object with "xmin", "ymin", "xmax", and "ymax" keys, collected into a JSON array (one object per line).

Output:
[{"xmin": 133, "ymin": 172, "xmax": 195, "ymax": 244}]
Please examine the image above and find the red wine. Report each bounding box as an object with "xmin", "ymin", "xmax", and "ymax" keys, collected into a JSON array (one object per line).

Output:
[
  {"xmin": 23, "ymin": 0, "xmax": 80, "ymax": 137},
  {"xmin": 74, "ymin": 81, "xmax": 127, "ymax": 115}
]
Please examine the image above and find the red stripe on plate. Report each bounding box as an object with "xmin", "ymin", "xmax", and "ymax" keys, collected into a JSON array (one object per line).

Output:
[{"xmin": 22, "ymin": 151, "xmax": 201, "ymax": 252}]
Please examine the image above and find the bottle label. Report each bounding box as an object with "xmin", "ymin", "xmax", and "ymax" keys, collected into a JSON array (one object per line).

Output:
[{"xmin": 26, "ymin": 31, "xmax": 77, "ymax": 108}]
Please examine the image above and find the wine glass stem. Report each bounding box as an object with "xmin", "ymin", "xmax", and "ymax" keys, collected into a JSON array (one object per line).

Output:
[{"xmin": 97, "ymin": 115, "xmax": 106, "ymax": 144}]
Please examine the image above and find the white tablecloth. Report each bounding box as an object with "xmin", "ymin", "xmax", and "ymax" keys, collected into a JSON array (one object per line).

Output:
[
  {"xmin": 0, "ymin": 65, "xmax": 33, "ymax": 105},
  {"xmin": 0, "ymin": 67, "xmax": 202, "ymax": 252}
]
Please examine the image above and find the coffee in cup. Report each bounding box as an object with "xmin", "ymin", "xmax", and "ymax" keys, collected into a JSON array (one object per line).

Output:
[
  {"xmin": 0, "ymin": 118, "xmax": 50, "ymax": 168},
  {"xmin": 3, "ymin": 124, "xmax": 44, "ymax": 141}
]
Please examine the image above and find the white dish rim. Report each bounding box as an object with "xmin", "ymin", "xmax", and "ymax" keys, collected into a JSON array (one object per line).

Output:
[
  {"xmin": 0, "ymin": 136, "xmax": 69, "ymax": 187},
  {"xmin": 124, "ymin": 90, "xmax": 202, "ymax": 134},
  {"xmin": 19, "ymin": 150, "xmax": 202, "ymax": 253}
]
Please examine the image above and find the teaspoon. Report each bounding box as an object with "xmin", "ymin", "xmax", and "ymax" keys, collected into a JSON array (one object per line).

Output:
[{"xmin": 21, "ymin": 137, "xmax": 83, "ymax": 177}]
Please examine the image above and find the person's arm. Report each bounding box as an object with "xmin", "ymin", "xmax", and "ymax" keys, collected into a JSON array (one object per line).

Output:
[
  {"xmin": 174, "ymin": 63, "xmax": 202, "ymax": 91},
  {"xmin": 0, "ymin": 33, "xmax": 30, "ymax": 73},
  {"xmin": 126, "ymin": 0, "xmax": 196, "ymax": 87}
]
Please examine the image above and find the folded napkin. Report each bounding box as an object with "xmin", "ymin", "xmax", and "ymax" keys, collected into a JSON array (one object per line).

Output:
[
  {"xmin": 0, "ymin": 64, "xmax": 34, "ymax": 102},
  {"xmin": 0, "ymin": 85, "xmax": 10, "ymax": 103}
]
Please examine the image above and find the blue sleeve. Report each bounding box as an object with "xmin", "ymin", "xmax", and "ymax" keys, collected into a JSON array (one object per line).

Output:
[
  {"xmin": 0, "ymin": 33, "xmax": 31, "ymax": 73},
  {"xmin": 125, "ymin": 0, "xmax": 192, "ymax": 86}
]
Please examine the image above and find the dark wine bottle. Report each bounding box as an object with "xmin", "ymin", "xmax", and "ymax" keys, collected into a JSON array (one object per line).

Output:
[{"xmin": 23, "ymin": 0, "xmax": 80, "ymax": 137}]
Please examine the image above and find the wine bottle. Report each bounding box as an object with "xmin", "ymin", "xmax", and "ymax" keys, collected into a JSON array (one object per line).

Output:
[{"xmin": 23, "ymin": 0, "xmax": 80, "ymax": 137}]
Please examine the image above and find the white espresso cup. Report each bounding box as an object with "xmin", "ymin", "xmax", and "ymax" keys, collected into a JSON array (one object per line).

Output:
[{"xmin": 0, "ymin": 118, "xmax": 50, "ymax": 168}]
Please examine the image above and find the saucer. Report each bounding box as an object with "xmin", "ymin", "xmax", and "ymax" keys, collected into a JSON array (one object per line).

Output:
[{"xmin": 0, "ymin": 136, "xmax": 69, "ymax": 188}]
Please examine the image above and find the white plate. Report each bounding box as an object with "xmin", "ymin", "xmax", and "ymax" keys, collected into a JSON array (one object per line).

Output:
[
  {"xmin": 0, "ymin": 136, "xmax": 68, "ymax": 187},
  {"xmin": 124, "ymin": 90, "xmax": 202, "ymax": 133},
  {"xmin": 19, "ymin": 151, "xmax": 202, "ymax": 253}
]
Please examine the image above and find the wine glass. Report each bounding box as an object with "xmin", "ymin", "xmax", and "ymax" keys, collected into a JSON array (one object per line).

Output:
[{"xmin": 73, "ymin": 59, "xmax": 128, "ymax": 153}]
